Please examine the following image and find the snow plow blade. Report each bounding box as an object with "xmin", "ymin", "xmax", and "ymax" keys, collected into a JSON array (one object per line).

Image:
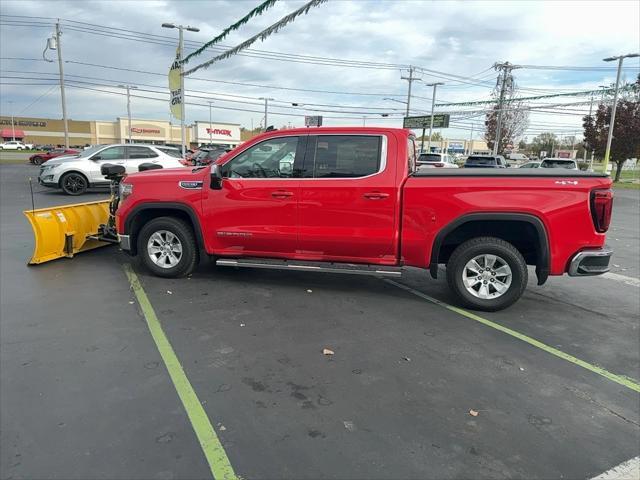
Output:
[{"xmin": 24, "ymin": 200, "xmax": 112, "ymax": 265}]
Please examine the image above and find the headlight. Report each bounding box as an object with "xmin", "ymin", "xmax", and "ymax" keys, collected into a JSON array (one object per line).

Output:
[{"xmin": 119, "ymin": 183, "xmax": 133, "ymax": 202}]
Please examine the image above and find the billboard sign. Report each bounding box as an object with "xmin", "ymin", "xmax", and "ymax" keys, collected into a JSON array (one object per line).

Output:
[
  {"xmin": 403, "ymin": 114, "xmax": 450, "ymax": 129},
  {"xmin": 194, "ymin": 122, "xmax": 241, "ymax": 144}
]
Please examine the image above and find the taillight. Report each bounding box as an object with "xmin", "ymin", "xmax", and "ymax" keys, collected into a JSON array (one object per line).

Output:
[{"xmin": 590, "ymin": 189, "xmax": 613, "ymax": 233}]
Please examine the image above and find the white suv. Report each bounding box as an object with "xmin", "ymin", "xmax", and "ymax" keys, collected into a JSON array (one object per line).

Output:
[
  {"xmin": 417, "ymin": 152, "xmax": 459, "ymax": 168},
  {"xmin": 38, "ymin": 144, "xmax": 185, "ymax": 195},
  {"xmin": 0, "ymin": 141, "xmax": 28, "ymax": 150}
]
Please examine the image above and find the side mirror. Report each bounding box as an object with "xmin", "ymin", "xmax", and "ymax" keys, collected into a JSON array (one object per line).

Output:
[{"xmin": 210, "ymin": 164, "xmax": 223, "ymax": 190}]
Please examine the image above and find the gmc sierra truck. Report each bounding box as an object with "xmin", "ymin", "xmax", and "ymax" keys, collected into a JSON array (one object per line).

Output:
[{"xmin": 115, "ymin": 127, "xmax": 613, "ymax": 311}]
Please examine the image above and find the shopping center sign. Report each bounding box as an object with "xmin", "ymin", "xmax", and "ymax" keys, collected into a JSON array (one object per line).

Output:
[
  {"xmin": 195, "ymin": 122, "xmax": 241, "ymax": 143},
  {"xmin": 403, "ymin": 114, "xmax": 450, "ymax": 129}
]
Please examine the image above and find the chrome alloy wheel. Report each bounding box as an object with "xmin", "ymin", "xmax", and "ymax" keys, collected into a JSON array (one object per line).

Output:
[
  {"xmin": 462, "ymin": 254, "xmax": 512, "ymax": 299},
  {"xmin": 147, "ymin": 230, "xmax": 183, "ymax": 268}
]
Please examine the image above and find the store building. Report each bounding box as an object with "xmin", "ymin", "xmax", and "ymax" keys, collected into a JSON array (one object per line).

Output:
[
  {"xmin": 0, "ymin": 116, "xmax": 93, "ymax": 146},
  {"xmin": 95, "ymin": 118, "xmax": 185, "ymax": 145},
  {"xmin": 191, "ymin": 121, "xmax": 241, "ymax": 148}
]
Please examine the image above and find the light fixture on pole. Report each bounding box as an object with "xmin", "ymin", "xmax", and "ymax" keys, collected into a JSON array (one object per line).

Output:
[
  {"xmin": 425, "ymin": 82, "xmax": 444, "ymax": 153},
  {"xmin": 162, "ymin": 22, "xmax": 200, "ymax": 157},
  {"xmin": 259, "ymin": 97, "xmax": 274, "ymax": 132},
  {"xmin": 601, "ymin": 53, "xmax": 639, "ymax": 174},
  {"xmin": 118, "ymin": 84, "xmax": 138, "ymax": 144}
]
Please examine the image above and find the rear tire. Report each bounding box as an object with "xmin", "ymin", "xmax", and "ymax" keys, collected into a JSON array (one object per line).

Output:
[
  {"xmin": 446, "ymin": 236, "xmax": 527, "ymax": 311},
  {"xmin": 138, "ymin": 217, "xmax": 199, "ymax": 278},
  {"xmin": 60, "ymin": 172, "xmax": 88, "ymax": 195}
]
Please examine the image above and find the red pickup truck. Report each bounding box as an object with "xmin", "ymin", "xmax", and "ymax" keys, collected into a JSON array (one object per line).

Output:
[{"xmin": 115, "ymin": 127, "xmax": 613, "ymax": 311}]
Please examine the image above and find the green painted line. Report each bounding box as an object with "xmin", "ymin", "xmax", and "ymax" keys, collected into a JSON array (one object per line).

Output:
[
  {"xmin": 385, "ymin": 279, "xmax": 640, "ymax": 393},
  {"xmin": 124, "ymin": 265, "xmax": 237, "ymax": 480}
]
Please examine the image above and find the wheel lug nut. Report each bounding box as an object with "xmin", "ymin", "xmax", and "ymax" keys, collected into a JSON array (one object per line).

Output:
[
  {"xmin": 483, "ymin": 280, "xmax": 487, "ymax": 284},
  {"xmin": 490, "ymin": 279, "xmax": 494, "ymax": 282}
]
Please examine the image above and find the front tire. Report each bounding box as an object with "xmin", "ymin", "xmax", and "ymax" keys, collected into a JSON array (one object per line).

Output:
[
  {"xmin": 60, "ymin": 172, "xmax": 88, "ymax": 195},
  {"xmin": 446, "ymin": 237, "xmax": 527, "ymax": 311},
  {"xmin": 32, "ymin": 156, "xmax": 44, "ymax": 165},
  {"xmin": 138, "ymin": 217, "xmax": 199, "ymax": 278}
]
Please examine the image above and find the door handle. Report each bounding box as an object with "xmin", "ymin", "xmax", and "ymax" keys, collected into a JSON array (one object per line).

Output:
[
  {"xmin": 363, "ymin": 192, "xmax": 389, "ymax": 200},
  {"xmin": 271, "ymin": 190, "xmax": 294, "ymax": 198}
]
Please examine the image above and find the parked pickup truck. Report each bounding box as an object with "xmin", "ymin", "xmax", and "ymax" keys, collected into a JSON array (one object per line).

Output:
[{"xmin": 115, "ymin": 127, "xmax": 613, "ymax": 311}]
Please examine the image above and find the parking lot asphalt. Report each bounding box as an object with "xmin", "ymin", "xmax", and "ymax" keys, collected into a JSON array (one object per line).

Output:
[{"xmin": 1, "ymin": 163, "xmax": 638, "ymax": 480}]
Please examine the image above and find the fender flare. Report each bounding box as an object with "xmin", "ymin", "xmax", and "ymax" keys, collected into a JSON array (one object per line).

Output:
[
  {"xmin": 123, "ymin": 202, "xmax": 205, "ymax": 252},
  {"xmin": 429, "ymin": 212, "xmax": 550, "ymax": 285}
]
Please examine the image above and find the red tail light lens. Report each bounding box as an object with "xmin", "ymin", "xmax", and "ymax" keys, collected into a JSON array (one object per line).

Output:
[{"xmin": 590, "ymin": 189, "xmax": 613, "ymax": 233}]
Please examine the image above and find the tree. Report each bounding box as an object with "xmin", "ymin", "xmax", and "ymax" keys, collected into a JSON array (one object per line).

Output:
[
  {"xmin": 531, "ymin": 132, "xmax": 558, "ymax": 157},
  {"xmin": 583, "ymin": 75, "xmax": 640, "ymax": 182},
  {"xmin": 416, "ymin": 131, "xmax": 442, "ymax": 142},
  {"xmin": 484, "ymin": 77, "xmax": 529, "ymax": 154}
]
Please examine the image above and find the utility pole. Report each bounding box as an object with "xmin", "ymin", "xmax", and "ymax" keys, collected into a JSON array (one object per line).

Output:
[
  {"xmin": 119, "ymin": 85, "xmax": 138, "ymax": 144},
  {"xmin": 8, "ymin": 101, "xmax": 15, "ymax": 140},
  {"xmin": 55, "ymin": 22, "xmax": 69, "ymax": 148},
  {"xmin": 468, "ymin": 122, "xmax": 474, "ymax": 155},
  {"xmin": 602, "ymin": 53, "xmax": 639, "ymax": 173},
  {"xmin": 208, "ymin": 101, "xmax": 213, "ymax": 146},
  {"xmin": 584, "ymin": 95, "xmax": 594, "ymax": 162},
  {"xmin": 492, "ymin": 62, "xmax": 519, "ymax": 155},
  {"xmin": 425, "ymin": 82, "xmax": 444, "ymax": 153},
  {"xmin": 400, "ymin": 66, "xmax": 421, "ymax": 117},
  {"xmin": 162, "ymin": 22, "xmax": 200, "ymax": 157},
  {"xmin": 259, "ymin": 97, "xmax": 274, "ymax": 131}
]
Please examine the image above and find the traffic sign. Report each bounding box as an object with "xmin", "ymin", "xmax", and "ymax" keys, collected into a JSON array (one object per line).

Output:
[{"xmin": 403, "ymin": 114, "xmax": 450, "ymax": 129}]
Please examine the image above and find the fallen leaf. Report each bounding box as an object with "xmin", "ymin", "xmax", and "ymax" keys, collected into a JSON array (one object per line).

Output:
[
  {"xmin": 166, "ymin": 290, "xmax": 173, "ymax": 295},
  {"xmin": 219, "ymin": 425, "xmax": 226, "ymax": 431},
  {"xmin": 322, "ymin": 348, "xmax": 334, "ymax": 356},
  {"xmin": 128, "ymin": 301, "xmax": 135, "ymax": 305},
  {"xmin": 306, "ymin": 289, "xmax": 313, "ymax": 293},
  {"xmin": 469, "ymin": 409, "xmax": 479, "ymax": 417}
]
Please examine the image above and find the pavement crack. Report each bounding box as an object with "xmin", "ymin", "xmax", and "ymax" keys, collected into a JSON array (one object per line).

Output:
[{"xmin": 565, "ymin": 386, "xmax": 640, "ymax": 427}]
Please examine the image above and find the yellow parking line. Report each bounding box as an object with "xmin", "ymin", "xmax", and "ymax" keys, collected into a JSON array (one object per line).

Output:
[
  {"xmin": 124, "ymin": 265, "xmax": 237, "ymax": 480},
  {"xmin": 385, "ymin": 279, "xmax": 640, "ymax": 393}
]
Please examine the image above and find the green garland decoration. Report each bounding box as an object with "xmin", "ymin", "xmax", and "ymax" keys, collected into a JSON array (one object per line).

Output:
[{"xmin": 182, "ymin": 0, "xmax": 278, "ymax": 65}]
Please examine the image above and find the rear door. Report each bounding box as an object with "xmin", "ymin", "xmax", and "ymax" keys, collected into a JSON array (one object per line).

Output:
[
  {"xmin": 125, "ymin": 146, "xmax": 159, "ymax": 173},
  {"xmin": 298, "ymin": 134, "xmax": 398, "ymax": 264},
  {"xmin": 201, "ymin": 134, "xmax": 306, "ymax": 257}
]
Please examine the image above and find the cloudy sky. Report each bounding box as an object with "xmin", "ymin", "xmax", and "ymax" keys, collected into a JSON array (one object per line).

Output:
[{"xmin": 1, "ymin": 0, "xmax": 639, "ymax": 141}]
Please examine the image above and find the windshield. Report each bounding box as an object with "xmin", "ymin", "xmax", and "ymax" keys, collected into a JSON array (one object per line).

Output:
[
  {"xmin": 75, "ymin": 145, "xmax": 105, "ymax": 158},
  {"xmin": 466, "ymin": 156, "xmax": 496, "ymax": 165},
  {"xmin": 419, "ymin": 154, "xmax": 443, "ymax": 163}
]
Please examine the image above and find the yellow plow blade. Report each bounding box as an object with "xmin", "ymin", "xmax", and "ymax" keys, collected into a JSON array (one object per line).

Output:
[{"xmin": 24, "ymin": 200, "xmax": 112, "ymax": 265}]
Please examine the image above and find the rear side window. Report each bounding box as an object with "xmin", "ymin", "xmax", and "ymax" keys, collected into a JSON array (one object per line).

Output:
[
  {"xmin": 307, "ymin": 135, "xmax": 381, "ymax": 178},
  {"xmin": 157, "ymin": 147, "xmax": 182, "ymax": 158},
  {"xmin": 128, "ymin": 146, "xmax": 158, "ymax": 159},
  {"xmin": 541, "ymin": 159, "xmax": 575, "ymax": 168},
  {"xmin": 466, "ymin": 156, "xmax": 496, "ymax": 165}
]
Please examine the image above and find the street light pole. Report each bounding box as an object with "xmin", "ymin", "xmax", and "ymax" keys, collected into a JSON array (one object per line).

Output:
[
  {"xmin": 208, "ymin": 101, "xmax": 213, "ymax": 146},
  {"xmin": 259, "ymin": 97, "xmax": 274, "ymax": 131},
  {"xmin": 119, "ymin": 85, "xmax": 138, "ymax": 144},
  {"xmin": 162, "ymin": 22, "xmax": 200, "ymax": 156},
  {"xmin": 602, "ymin": 53, "xmax": 639, "ymax": 174},
  {"xmin": 426, "ymin": 82, "xmax": 444, "ymax": 153},
  {"xmin": 55, "ymin": 21, "xmax": 69, "ymax": 148}
]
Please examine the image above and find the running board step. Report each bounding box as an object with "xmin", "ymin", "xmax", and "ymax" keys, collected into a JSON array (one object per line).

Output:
[{"xmin": 216, "ymin": 258, "xmax": 402, "ymax": 277}]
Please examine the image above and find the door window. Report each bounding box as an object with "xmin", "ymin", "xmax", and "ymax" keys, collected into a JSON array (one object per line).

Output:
[
  {"xmin": 94, "ymin": 146, "xmax": 125, "ymax": 161},
  {"xmin": 221, "ymin": 136, "xmax": 299, "ymax": 178},
  {"xmin": 128, "ymin": 146, "xmax": 158, "ymax": 159},
  {"xmin": 307, "ymin": 135, "xmax": 382, "ymax": 178}
]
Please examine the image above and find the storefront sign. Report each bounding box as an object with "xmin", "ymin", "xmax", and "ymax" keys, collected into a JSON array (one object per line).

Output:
[
  {"xmin": 131, "ymin": 127, "xmax": 161, "ymax": 134},
  {"xmin": 0, "ymin": 119, "xmax": 47, "ymax": 127},
  {"xmin": 194, "ymin": 122, "xmax": 240, "ymax": 144},
  {"xmin": 206, "ymin": 128, "xmax": 232, "ymax": 136}
]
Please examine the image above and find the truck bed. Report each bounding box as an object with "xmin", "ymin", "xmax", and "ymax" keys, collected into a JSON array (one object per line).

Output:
[{"xmin": 412, "ymin": 168, "xmax": 608, "ymax": 178}]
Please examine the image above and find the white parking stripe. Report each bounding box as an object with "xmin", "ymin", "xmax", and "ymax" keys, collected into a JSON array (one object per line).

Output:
[
  {"xmin": 602, "ymin": 272, "xmax": 640, "ymax": 288},
  {"xmin": 591, "ymin": 456, "xmax": 639, "ymax": 480}
]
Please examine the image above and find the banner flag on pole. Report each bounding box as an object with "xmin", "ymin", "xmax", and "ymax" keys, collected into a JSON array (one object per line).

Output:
[{"xmin": 169, "ymin": 46, "xmax": 183, "ymax": 120}]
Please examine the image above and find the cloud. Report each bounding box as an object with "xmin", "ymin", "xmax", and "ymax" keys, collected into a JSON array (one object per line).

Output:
[{"xmin": 0, "ymin": 0, "xmax": 638, "ymax": 140}]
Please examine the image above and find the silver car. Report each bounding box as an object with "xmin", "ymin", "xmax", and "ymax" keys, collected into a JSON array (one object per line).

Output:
[{"xmin": 38, "ymin": 144, "xmax": 185, "ymax": 195}]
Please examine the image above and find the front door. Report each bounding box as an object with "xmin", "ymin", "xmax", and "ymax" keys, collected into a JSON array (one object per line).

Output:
[
  {"xmin": 298, "ymin": 134, "xmax": 398, "ymax": 265},
  {"xmin": 201, "ymin": 135, "xmax": 306, "ymax": 257},
  {"xmin": 88, "ymin": 145, "xmax": 126, "ymax": 184}
]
